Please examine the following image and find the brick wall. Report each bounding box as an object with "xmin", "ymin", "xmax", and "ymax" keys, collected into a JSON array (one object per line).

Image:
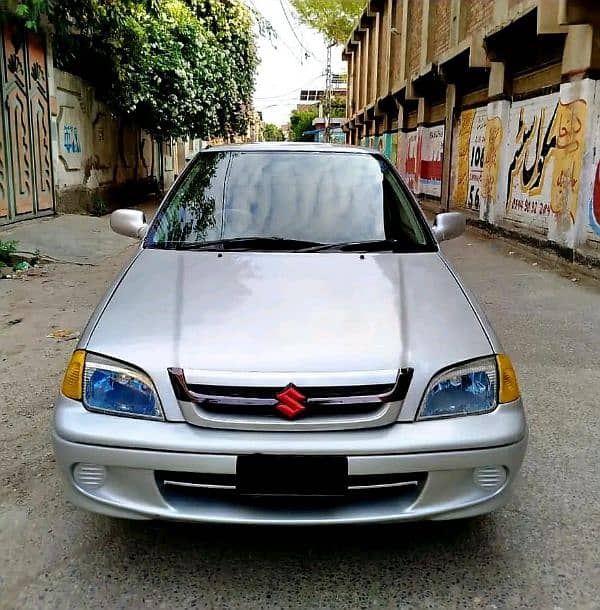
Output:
[
  {"xmin": 407, "ymin": 0, "xmax": 423, "ymax": 75},
  {"xmin": 508, "ymin": 0, "xmax": 526, "ymax": 11},
  {"xmin": 462, "ymin": 0, "xmax": 494, "ymax": 37},
  {"xmin": 428, "ymin": 0, "xmax": 451, "ymax": 60},
  {"xmin": 389, "ymin": 0, "xmax": 403, "ymax": 90}
]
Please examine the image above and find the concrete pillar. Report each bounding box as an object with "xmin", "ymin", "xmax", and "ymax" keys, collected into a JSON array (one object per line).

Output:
[
  {"xmin": 562, "ymin": 24, "xmax": 600, "ymax": 78},
  {"xmin": 355, "ymin": 40, "xmax": 362, "ymax": 113},
  {"xmin": 346, "ymin": 52, "xmax": 354, "ymax": 117},
  {"xmin": 481, "ymin": 99, "xmax": 510, "ymax": 225},
  {"xmin": 369, "ymin": 12, "xmax": 380, "ymax": 104},
  {"xmin": 550, "ymin": 78, "xmax": 596, "ymax": 249},
  {"xmin": 450, "ymin": 0, "xmax": 461, "ymax": 47},
  {"xmin": 399, "ymin": 0, "xmax": 409, "ymax": 85},
  {"xmin": 378, "ymin": 0, "xmax": 392, "ymax": 98},
  {"xmin": 420, "ymin": 0, "xmax": 431, "ymax": 70},
  {"xmin": 361, "ymin": 32, "xmax": 369, "ymax": 109},
  {"xmin": 441, "ymin": 83, "xmax": 457, "ymax": 211},
  {"xmin": 488, "ymin": 61, "xmax": 510, "ymax": 97}
]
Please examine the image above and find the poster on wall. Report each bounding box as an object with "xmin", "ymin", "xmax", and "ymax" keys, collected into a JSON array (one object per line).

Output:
[
  {"xmin": 454, "ymin": 107, "xmax": 486, "ymax": 210},
  {"xmin": 360, "ymin": 133, "xmax": 394, "ymax": 162},
  {"xmin": 506, "ymin": 91, "xmax": 588, "ymax": 235},
  {"xmin": 504, "ymin": 92, "xmax": 564, "ymax": 231},
  {"xmin": 403, "ymin": 130, "xmax": 421, "ymax": 194},
  {"xmin": 419, "ymin": 125, "xmax": 444, "ymax": 197}
]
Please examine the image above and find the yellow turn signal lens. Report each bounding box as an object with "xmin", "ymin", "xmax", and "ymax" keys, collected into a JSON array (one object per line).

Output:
[
  {"xmin": 62, "ymin": 350, "xmax": 86, "ymax": 400},
  {"xmin": 496, "ymin": 354, "xmax": 520, "ymax": 403}
]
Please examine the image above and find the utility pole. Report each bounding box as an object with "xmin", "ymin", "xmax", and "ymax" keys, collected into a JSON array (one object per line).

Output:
[{"xmin": 324, "ymin": 42, "xmax": 334, "ymax": 143}]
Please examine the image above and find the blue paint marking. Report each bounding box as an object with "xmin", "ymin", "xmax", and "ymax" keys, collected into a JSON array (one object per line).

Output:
[
  {"xmin": 589, "ymin": 200, "xmax": 600, "ymax": 236},
  {"xmin": 63, "ymin": 125, "xmax": 81, "ymax": 154}
]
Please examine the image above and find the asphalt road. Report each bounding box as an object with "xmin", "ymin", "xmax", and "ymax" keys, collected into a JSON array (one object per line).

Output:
[{"xmin": 1, "ymin": 227, "xmax": 598, "ymax": 609}]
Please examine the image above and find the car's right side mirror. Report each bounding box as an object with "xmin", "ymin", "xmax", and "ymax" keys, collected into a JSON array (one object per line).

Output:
[{"xmin": 432, "ymin": 212, "xmax": 466, "ymax": 242}]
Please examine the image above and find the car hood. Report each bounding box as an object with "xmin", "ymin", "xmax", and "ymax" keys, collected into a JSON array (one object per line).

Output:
[{"xmin": 85, "ymin": 249, "xmax": 493, "ymax": 420}]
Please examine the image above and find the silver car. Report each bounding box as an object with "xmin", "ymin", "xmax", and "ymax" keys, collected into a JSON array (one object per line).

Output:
[{"xmin": 54, "ymin": 143, "xmax": 527, "ymax": 524}]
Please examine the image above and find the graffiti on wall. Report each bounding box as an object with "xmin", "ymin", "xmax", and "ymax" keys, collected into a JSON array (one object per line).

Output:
[
  {"xmin": 360, "ymin": 133, "xmax": 394, "ymax": 162},
  {"xmin": 63, "ymin": 125, "xmax": 81, "ymax": 154},
  {"xmin": 420, "ymin": 124, "xmax": 444, "ymax": 197},
  {"xmin": 505, "ymin": 94, "xmax": 558, "ymax": 223},
  {"xmin": 550, "ymin": 99, "xmax": 586, "ymax": 228},
  {"xmin": 454, "ymin": 110, "xmax": 474, "ymax": 206},
  {"xmin": 396, "ymin": 126, "xmax": 444, "ymax": 197},
  {"xmin": 403, "ymin": 130, "xmax": 421, "ymax": 193},
  {"xmin": 590, "ymin": 162, "xmax": 600, "ymax": 236},
  {"xmin": 481, "ymin": 117, "xmax": 503, "ymax": 204},
  {"xmin": 454, "ymin": 107, "xmax": 486, "ymax": 210},
  {"xmin": 505, "ymin": 93, "xmax": 587, "ymax": 230}
]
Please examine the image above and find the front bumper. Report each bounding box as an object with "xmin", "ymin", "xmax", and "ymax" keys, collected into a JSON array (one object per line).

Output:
[{"xmin": 53, "ymin": 398, "xmax": 527, "ymax": 524}]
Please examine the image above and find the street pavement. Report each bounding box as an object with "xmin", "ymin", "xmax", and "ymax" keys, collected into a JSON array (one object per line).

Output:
[{"xmin": 0, "ymin": 221, "xmax": 598, "ymax": 609}]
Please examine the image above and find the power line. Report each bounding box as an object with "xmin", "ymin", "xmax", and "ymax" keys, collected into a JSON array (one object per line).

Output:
[
  {"xmin": 278, "ymin": 0, "xmax": 320, "ymax": 61},
  {"xmin": 244, "ymin": 0, "xmax": 307, "ymax": 65}
]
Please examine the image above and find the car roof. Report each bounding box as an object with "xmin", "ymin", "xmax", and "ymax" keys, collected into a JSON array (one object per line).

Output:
[{"xmin": 203, "ymin": 142, "xmax": 374, "ymax": 154}]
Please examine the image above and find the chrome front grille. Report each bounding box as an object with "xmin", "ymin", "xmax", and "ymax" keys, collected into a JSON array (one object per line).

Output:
[
  {"xmin": 169, "ymin": 367, "xmax": 413, "ymax": 431},
  {"xmin": 155, "ymin": 470, "xmax": 427, "ymax": 499}
]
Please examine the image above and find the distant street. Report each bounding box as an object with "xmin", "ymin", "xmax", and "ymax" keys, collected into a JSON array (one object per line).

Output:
[{"xmin": 1, "ymin": 224, "xmax": 598, "ymax": 609}]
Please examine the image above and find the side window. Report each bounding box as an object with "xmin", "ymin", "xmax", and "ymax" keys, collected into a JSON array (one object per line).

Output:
[
  {"xmin": 382, "ymin": 168, "xmax": 427, "ymax": 244},
  {"xmin": 147, "ymin": 153, "xmax": 229, "ymax": 244}
]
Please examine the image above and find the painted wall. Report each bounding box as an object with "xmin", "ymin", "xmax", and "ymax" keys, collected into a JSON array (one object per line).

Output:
[
  {"xmin": 450, "ymin": 79, "xmax": 599, "ymax": 253},
  {"xmin": 396, "ymin": 125, "xmax": 444, "ymax": 197},
  {"xmin": 53, "ymin": 69, "xmax": 183, "ymax": 211},
  {"xmin": 360, "ymin": 132, "xmax": 394, "ymax": 160},
  {"xmin": 453, "ymin": 106, "xmax": 487, "ymax": 211}
]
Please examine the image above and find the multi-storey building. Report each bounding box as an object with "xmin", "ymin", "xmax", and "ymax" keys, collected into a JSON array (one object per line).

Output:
[{"xmin": 343, "ymin": 0, "xmax": 600, "ymax": 259}]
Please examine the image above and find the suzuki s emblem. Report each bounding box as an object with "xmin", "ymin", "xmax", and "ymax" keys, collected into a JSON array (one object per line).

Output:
[{"xmin": 276, "ymin": 384, "xmax": 306, "ymax": 419}]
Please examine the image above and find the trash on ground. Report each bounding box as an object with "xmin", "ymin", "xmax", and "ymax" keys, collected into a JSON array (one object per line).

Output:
[{"xmin": 47, "ymin": 329, "xmax": 79, "ymax": 341}]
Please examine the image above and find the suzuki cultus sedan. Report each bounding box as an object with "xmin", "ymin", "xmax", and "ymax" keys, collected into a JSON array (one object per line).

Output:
[{"xmin": 53, "ymin": 143, "xmax": 527, "ymax": 524}]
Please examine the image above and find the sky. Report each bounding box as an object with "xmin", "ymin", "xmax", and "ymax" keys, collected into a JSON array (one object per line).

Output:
[{"xmin": 244, "ymin": 0, "xmax": 346, "ymax": 126}]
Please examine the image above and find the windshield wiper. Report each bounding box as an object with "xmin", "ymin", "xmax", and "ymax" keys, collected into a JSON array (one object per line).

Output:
[
  {"xmin": 298, "ymin": 239, "xmax": 414, "ymax": 253},
  {"xmin": 157, "ymin": 237, "xmax": 323, "ymax": 251}
]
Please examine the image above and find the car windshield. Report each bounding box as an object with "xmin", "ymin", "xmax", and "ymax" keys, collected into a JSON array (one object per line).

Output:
[{"xmin": 145, "ymin": 151, "xmax": 435, "ymax": 251}]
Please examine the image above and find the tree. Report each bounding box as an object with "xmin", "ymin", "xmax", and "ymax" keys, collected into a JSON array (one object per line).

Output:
[
  {"xmin": 330, "ymin": 95, "xmax": 346, "ymax": 118},
  {"xmin": 289, "ymin": 0, "xmax": 364, "ymax": 44},
  {"xmin": 290, "ymin": 110, "xmax": 317, "ymax": 141},
  {"xmin": 263, "ymin": 123, "xmax": 285, "ymax": 142},
  {"xmin": 9, "ymin": 0, "xmax": 258, "ymax": 140}
]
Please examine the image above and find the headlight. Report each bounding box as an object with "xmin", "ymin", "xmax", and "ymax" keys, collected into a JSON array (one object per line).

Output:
[
  {"xmin": 418, "ymin": 357, "xmax": 498, "ymax": 420},
  {"xmin": 62, "ymin": 351, "xmax": 164, "ymax": 420}
]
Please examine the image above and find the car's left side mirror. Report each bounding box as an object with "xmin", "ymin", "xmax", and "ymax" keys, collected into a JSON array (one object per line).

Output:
[
  {"xmin": 432, "ymin": 212, "xmax": 465, "ymax": 242},
  {"xmin": 110, "ymin": 209, "xmax": 148, "ymax": 239}
]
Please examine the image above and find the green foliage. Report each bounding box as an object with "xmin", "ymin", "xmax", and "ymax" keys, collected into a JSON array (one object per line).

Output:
[
  {"xmin": 90, "ymin": 194, "xmax": 108, "ymax": 217},
  {"xmin": 329, "ymin": 95, "xmax": 346, "ymax": 118},
  {"xmin": 12, "ymin": 0, "xmax": 257, "ymax": 140},
  {"xmin": 0, "ymin": 239, "xmax": 18, "ymax": 266},
  {"xmin": 263, "ymin": 123, "xmax": 285, "ymax": 142},
  {"xmin": 289, "ymin": 0, "xmax": 364, "ymax": 44},
  {"xmin": 10, "ymin": 0, "xmax": 47, "ymax": 30},
  {"xmin": 290, "ymin": 110, "xmax": 317, "ymax": 142}
]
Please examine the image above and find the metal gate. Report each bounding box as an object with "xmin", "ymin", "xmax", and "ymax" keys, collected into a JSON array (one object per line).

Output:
[{"xmin": 0, "ymin": 22, "xmax": 54, "ymax": 225}]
